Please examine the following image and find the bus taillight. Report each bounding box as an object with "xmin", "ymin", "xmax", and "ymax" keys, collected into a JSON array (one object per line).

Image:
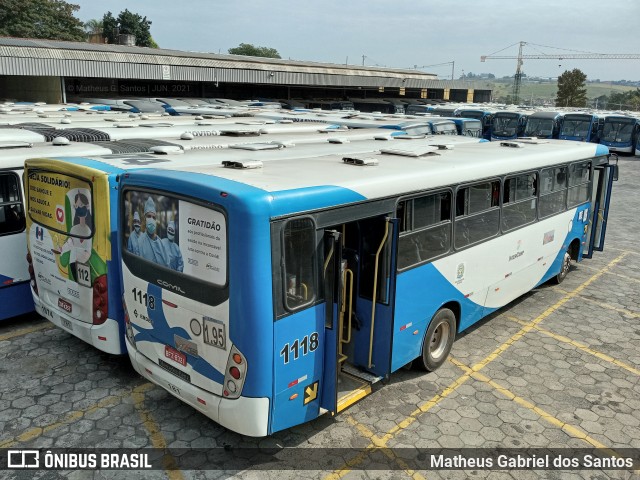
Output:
[
  {"xmin": 223, "ymin": 346, "xmax": 247, "ymax": 399},
  {"xmin": 26, "ymin": 250, "xmax": 38, "ymax": 296},
  {"xmin": 93, "ymin": 275, "xmax": 108, "ymax": 325}
]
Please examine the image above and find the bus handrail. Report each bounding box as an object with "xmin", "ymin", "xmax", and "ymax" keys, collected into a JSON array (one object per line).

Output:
[{"xmin": 368, "ymin": 219, "xmax": 390, "ymax": 369}]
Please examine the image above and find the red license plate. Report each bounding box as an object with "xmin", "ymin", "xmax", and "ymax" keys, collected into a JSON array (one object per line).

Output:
[
  {"xmin": 58, "ymin": 298, "xmax": 73, "ymax": 313},
  {"xmin": 164, "ymin": 345, "xmax": 186, "ymax": 367}
]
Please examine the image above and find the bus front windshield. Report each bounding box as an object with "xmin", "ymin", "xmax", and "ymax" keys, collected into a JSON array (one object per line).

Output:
[
  {"xmin": 524, "ymin": 118, "xmax": 554, "ymax": 137},
  {"xmin": 601, "ymin": 119, "xmax": 635, "ymax": 142},
  {"xmin": 492, "ymin": 115, "xmax": 519, "ymax": 137},
  {"xmin": 433, "ymin": 123, "xmax": 457, "ymax": 135},
  {"xmin": 561, "ymin": 116, "xmax": 591, "ymax": 139},
  {"xmin": 462, "ymin": 120, "xmax": 482, "ymax": 137}
]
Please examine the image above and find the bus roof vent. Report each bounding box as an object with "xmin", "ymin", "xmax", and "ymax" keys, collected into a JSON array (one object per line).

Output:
[
  {"xmin": 380, "ymin": 146, "xmax": 439, "ymax": 157},
  {"xmin": 140, "ymin": 123, "xmax": 174, "ymax": 128},
  {"xmin": 219, "ymin": 129, "xmax": 261, "ymax": 137},
  {"xmin": 342, "ymin": 156, "xmax": 379, "ymax": 166},
  {"xmin": 0, "ymin": 141, "xmax": 33, "ymax": 149},
  {"xmin": 236, "ymin": 120, "xmax": 267, "ymax": 125},
  {"xmin": 52, "ymin": 137, "xmax": 70, "ymax": 146},
  {"xmin": 222, "ymin": 160, "xmax": 264, "ymax": 169},
  {"xmin": 150, "ymin": 145, "xmax": 183, "ymax": 155},
  {"xmin": 514, "ymin": 137, "xmax": 550, "ymax": 144},
  {"xmin": 500, "ymin": 141, "xmax": 525, "ymax": 148},
  {"xmin": 428, "ymin": 143, "xmax": 455, "ymax": 150},
  {"xmin": 327, "ymin": 137, "xmax": 350, "ymax": 144},
  {"xmin": 394, "ymin": 134, "xmax": 427, "ymax": 140},
  {"xmin": 229, "ymin": 142, "xmax": 284, "ymax": 151}
]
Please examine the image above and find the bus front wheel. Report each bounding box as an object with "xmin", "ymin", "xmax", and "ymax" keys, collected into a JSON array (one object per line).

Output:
[{"xmin": 419, "ymin": 308, "xmax": 456, "ymax": 372}]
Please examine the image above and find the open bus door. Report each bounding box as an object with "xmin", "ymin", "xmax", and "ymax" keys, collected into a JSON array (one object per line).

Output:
[
  {"xmin": 320, "ymin": 217, "xmax": 399, "ymax": 415},
  {"xmin": 583, "ymin": 160, "xmax": 617, "ymax": 258}
]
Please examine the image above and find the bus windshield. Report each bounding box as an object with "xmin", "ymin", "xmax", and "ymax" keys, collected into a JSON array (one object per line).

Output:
[
  {"xmin": 560, "ymin": 116, "xmax": 591, "ymax": 139},
  {"xmin": 601, "ymin": 119, "xmax": 635, "ymax": 142},
  {"xmin": 524, "ymin": 118, "xmax": 554, "ymax": 137},
  {"xmin": 432, "ymin": 123, "xmax": 457, "ymax": 135},
  {"xmin": 492, "ymin": 114, "xmax": 519, "ymax": 137}
]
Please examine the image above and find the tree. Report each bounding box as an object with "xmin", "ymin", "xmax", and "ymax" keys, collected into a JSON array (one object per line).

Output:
[
  {"xmin": 555, "ymin": 69, "xmax": 588, "ymax": 108},
  {"xmin": 101, "ymin": 9, "xmax": 156, "ymax": 48},
  {"xmin": 0, "ymin": 0, "xmax": 85, "ymax": 41},
  {"xmin": 84, "ymin": 18, "xmax": 103, "ymax": 34},
  {"xmin": 228, "ymin": 43, "xmax": 281, "ymax": 59}
]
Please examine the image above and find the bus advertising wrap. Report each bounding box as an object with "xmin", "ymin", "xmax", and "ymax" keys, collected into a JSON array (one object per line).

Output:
[
  {"xmin": 123, "ymin": 191, "xmax": 227, "ymax": 286},
  {"xmin": 26, "ymin": 161, "xmax": 111, "ymax": 322}
]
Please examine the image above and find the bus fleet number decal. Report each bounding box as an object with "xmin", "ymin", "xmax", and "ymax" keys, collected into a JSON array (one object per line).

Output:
[
  {"xmin": 131, "ymin": 287, "xmax": 155, "ymax": 310},
  {"xmin": 280, "ymin": 332, "xmax": 319, "ymax": 364}
]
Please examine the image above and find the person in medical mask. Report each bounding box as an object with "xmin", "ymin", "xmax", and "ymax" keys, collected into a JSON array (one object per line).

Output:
[
  {"xmin": 127, "ymin": 211, "xmax": 142, "ymax": 255},
  {"xmin": 161, "ymin": 220, "xmax": 184, "ymax": 272},
  {"xmin": 136, "ymin": 197, "xmax": 169, "ymax": 267}
]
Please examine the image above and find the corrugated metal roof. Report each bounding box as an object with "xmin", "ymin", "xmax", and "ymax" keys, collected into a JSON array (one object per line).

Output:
[{"xmin": 0, "ymin": 37, "xmax": 488, "ymax": 90}]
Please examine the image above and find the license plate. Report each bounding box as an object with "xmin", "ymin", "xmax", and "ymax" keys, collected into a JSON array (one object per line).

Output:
[
  {"xmin": 164, "ymin": 345, "xmax": 187, "ymax": 367},
  {"xmin": 61, "ymin": 318, "xmax": 73, "ymax": 331},
  {"xmin": 58, "ymin": 298, "xmax": 73, "ymax": 314}
]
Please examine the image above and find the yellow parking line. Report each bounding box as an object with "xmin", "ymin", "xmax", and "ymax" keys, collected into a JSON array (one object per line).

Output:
[
  {"xmin": 0, "ymin": 383, "xmax": 155, "ymax": 448},
  {"xmin": 579, "ymin": 262, "xmax": 640, "ymax": 284},
  {"xmin": 555, "ymin": 288, "xmax": 640, "ymax": 318},
  {"xmin": 132, "ymin": 385, "xmax": 184, "ymax": 480},
  {"xmin": 507, "ymin": 316, "xmax": 640, "ymax": 377},
  {"xmin": 450, "ymin": 358, "xmax": 630, "ymax": 461},
  {"xmin": 326, "ymin": 252, "xmax": 628, "ymax": 478},
  {"xmin": 0, "ymin": 322, "xmax": 53, "ymax": 342}
]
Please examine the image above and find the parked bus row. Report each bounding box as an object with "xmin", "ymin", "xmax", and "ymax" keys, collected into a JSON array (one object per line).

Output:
[{"xmin": 4, "ymin": 129, "xmax": 616, "ymax": 435}]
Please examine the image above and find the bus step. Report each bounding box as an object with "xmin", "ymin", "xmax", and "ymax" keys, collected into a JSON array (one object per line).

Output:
[{"xmin": 341, "ymin": 363, "xmax": 383, "ymax": 384}]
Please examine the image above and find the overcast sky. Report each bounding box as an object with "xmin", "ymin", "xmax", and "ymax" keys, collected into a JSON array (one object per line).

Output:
[{"xmin": 72, "ymin": 0, "xmax": 639, "ymax": 82}]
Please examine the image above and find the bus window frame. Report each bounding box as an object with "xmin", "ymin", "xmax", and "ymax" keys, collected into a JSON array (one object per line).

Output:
[
  {"xmin": 538, "ymin": 165, "xmax": 568, "ymax": 220},
  {"xmin": 454, "ymin": 178, "xmax": 501, "ymax": 251},
  {"xmin": 281, "ymin": 215, "xmax": 318, "ymax": 313},
  {"xmin": 396, "ymin": 188, "xmax": 453, "ymax": 271},
  {"xmin": 567, "ymin": 160, "xmax": 593, "ymax": 208},
  {"xmin": 26, "ymin": 168, "xmax": 95, "ymax": 240},
  {"xmin": 120, "ymin": 186, "xmax": 230, "ymax": 307},
  {"xmin": 501, "ymin": 170, "xmax": 538, "ymax": 233},
  {"xmin": 0, "ymin": 170, "xmax": 26, "ymax": 237}
]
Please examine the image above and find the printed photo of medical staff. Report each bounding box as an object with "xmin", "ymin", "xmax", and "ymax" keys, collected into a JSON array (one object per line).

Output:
[{"xmin": 123, "ymin": 191, "xmax": 184, "ymax": 272}]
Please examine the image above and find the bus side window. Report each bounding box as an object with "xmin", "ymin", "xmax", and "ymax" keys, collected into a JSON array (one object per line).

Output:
[
  {"xmin": 539, "ymin": 166, "xmax": 568, "ymax": 218},
  {"xmin": 0, "ymin": 173, "xmax": 25, "ymax": 236},
  {"xmin": 397, "ymin": 191, "xmax": 452, "ymax": 270},
  {"xmin": 454, "ymin": 180, "xmax": 500, "ymax": 249},
  {"xmin": 502, "ymin": 172, "xmax": 537, "ymax": 232},
  {"xmin": 567, "ymin": 161, "xmax": 592, "ymax": 207},
  {"xmin": 282, "ymin": 217, "xmax": 316, "ymax": 311}
]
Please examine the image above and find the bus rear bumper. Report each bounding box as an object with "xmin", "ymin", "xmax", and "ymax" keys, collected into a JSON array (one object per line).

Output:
[
  {"xmin": 33, "ymin": 293, "xmax": 123, "ymax": 355},
  {"xmin": 125, "ymin": 337, "xmax": 270, "ymax": 437}
]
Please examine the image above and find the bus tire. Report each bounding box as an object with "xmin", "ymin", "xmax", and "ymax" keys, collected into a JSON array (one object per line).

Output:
[
  {"xmin": 552, "ymin": 250, "xmax": 571, "ymax": 284},
  {"xmin": 419, "ymin": 308, "xmax": 456, "ymax": 372}
]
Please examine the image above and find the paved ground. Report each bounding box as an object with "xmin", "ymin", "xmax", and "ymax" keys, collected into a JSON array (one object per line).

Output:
[{"xmin": 1, "ymin": 157, "xmax": 639, "ymax": 480}]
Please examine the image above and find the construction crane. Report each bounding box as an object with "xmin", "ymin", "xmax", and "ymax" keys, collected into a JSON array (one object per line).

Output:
[{"xmin": 481, "ymin": 41, "xmax": 640, "ymax": 104}]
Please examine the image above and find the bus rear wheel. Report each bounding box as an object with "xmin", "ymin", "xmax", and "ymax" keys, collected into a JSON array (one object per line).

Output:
[
  {"xmin": 552, "ymin": 251, "xmax": 571, "ymax": 284},
  {"xmin": 419, "ymin": 308, "xmax": 456, "ymax": 372}
]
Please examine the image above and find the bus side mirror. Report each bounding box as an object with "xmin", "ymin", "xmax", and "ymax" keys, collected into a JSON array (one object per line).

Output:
[{"xmin": 613, "ymin": 164, "xmax": 619, "ymax": 182}]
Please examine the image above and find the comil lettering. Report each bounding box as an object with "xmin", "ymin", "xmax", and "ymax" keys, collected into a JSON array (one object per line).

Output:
[{"xmin": 188, "ymin": 217, "xmax": 222, "ymax": 231}]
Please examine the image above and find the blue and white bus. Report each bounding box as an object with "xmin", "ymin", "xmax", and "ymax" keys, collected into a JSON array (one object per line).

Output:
[
  {"xmin": 25, "ymin": 134, "xmax": 474, "ymax": 352},
  {"xmin": 455, "ymin": 108, "xmax": 496, "ymax": 140},
  {"xmin": 559, "ymin": 112, "xmax": 601, "ymax": 143},
  {"xmin": 598, "ymin": 114, "xmax": 640, "ymax": 154},
  {"xmin": 491, "ymin": 110, "xmax": 531, "ymax": 141},
  {"xmin": 118, "ymin": 139, "xmax": 615, "ymax": 436},
  {"xmin": 523, "ymin": 111, "xmax": 565, "ymax": 139}
]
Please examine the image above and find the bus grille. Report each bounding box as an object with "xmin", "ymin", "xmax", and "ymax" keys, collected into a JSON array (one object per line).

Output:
[{"xmin": 158, "ymin": 359, "xmax": 191, "ymax": 383}]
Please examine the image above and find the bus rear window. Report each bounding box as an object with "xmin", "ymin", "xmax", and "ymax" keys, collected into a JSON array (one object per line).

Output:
[
  {"xmin": 283, "ymin": 217, "xmax": 316, "ymax": 310},
  {"xmin": 26, "ymin": 170, "xmax": 93, "ymax": 239},
  {"xmin": 123, "ymin": 190, "xmax": 227, "ymax": 287}
]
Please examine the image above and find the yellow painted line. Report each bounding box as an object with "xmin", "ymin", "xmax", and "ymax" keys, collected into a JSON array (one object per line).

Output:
[
  {"xmin": 555, "ymin": 288, "xmax": 640, "ymax": 318},
  {"xmin": 0, "ymin": 322, "xmax": 53, "ymax": 342},
  {"xmin": 0, "ymin": 383, "xmax": 155, "ymax": 448},
  {"xmin": 471, "ymin": 252, "xmax": 628, "ymax": 372},
  {"xmin": 450, "ymin": 358, "xmax": 634, "ymax": 467},
  {"xmin": 579, "ymin": 263, "xmax": 640, "ymax": 284},
  {"xmin": 337, "ymin": 384, "xmax": 372, "ymax": 413},
  {"xmin": 507, "ymin": 316, "xmax": 640, "ymax": 377},
  {"xmin": 132, "ymin": 385, "xmax": 183, "ymax": 480},
  {"xmin": 327, "ymin": 253, "xmax": 629, "ymax": 479}
]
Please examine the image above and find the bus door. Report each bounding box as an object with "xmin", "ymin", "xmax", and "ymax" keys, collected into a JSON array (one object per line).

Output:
[
  {"xmin": 583, "ymin": 162, "xmax": 617, "ymax": 258},
  {"xmin": 321, "ymin": 217, "xmax": 398, "ymax": 414}
]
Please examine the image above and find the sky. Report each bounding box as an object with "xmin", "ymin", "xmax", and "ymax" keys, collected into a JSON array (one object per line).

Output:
[{"xmin": 71, "ymin": 0, "xmax": 640, "ymax": 82}]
